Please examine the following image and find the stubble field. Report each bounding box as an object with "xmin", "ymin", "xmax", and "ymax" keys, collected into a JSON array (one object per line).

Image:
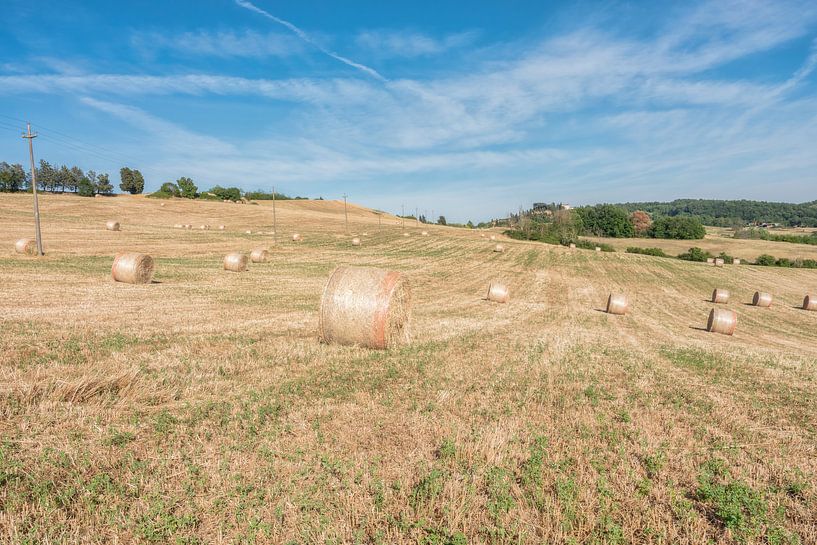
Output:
[{"xmin": 1, "ymin": 194, "xmax": 816, "ymax": 544}]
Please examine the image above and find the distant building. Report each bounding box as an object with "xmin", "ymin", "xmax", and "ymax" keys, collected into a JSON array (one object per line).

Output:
[{"xmin": 559, "ymin": 203, "xmax": 572, "ymax": 210}]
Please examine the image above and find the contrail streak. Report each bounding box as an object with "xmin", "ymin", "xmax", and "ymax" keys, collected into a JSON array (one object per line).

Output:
[{"xmin": 235, "ymin": 0, "xmax": 387, "ymax": 82}]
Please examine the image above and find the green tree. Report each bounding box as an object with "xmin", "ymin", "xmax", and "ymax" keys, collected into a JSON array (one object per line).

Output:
[
  {"xmin": 119, "ymin": 167, "xmax": 134, "ymax": 193},
  {"xmin": 176, "ymin": 177, "xmax": 198, "ymax": 198},
  {"xmin": 56, "ymin": 165, "xmax": 73, "ymax": 193},
  {"xmin": 77, "ymin": 176, "xmax": 95, "ymax": 197},
  {"xmin": 96, "ymin": 173, "xmax": 113, "ymax": 195},
  {"xmin": 68, "ymin": 166, "xmax": 84, "ymax": 193},
  {"xmin": 437, "ymin": 216, "xmax": 447, "ymax": 225},
  {"xmin": 576, "ymin": 204, "xmax": 635, "ymax": 237},
  {"xmin": 208, "ymin": 185, "xmax": 241, "ymax": 201},
  {"xmin": 119, "ymin": 167, "xmax": 145, "ymax": 194},
  {"xmin": 160, "ymin": 182, "xmax": 180, "ymax": 196},
  {"xmin": 649, "ymin": 216, "xmax": 705, "ymax": 240},
  {"xmin": 0, "ymin": 162, "xmax": 27, "ymax": 192},
  {"xmin": 37, "ymin": 160, "xmax": 56, "ymax": 191},
  {"xmin": 132, "ymin": 169, "xmax": 145, "ymax": 194}
]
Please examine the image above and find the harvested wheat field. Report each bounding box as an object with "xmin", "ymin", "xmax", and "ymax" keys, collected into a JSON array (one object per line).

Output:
[{"xmin": 1, "ymin": 193, "xmax": 816, "ymax": 544}]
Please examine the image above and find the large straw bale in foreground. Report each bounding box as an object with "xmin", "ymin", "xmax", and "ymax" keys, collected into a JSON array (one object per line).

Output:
[
  {"xmin": 606, "ymin": 294, "xmax": 628, "ymax": 315},
  {"xmin": 250, "ymin": 249, "xmax": 269, "ymax": 263},
  {"xmin": 106, "ymin": 220, "xmax": 120, "ymax": 231},
  {"xmin": 802, "ymin": 295, "xmax": 816, "ymax": 311},
  {"xmin": 15, "ymin": 238, "xmax": 37, "ymax": 256},
  {"xmin": 319, "ymin": 266, "xmax": 411, "ymax": 350},
  {"xmin": 351, "ymin": 237, "xmax": 361, "ymax": 246},
  {"xmin": 224, "ymin": 253, "xmax": 248, "ymax": 272},
  {"xmin": 292, "ymin": 233, "xmax": 302, "ymax": 241},
  {"xmin": 712, "ymin": 288, "xmax": 730, "ymax": 304},
  {"xmin": 494, "ymin": 244, "xmax": 505, "ymax": 253},
  {"xmin": 111, "ymin": 253, "xmax": 154, "ymax": 284},
  {"xmin": 486, "ymin": 282, "xmax": 509, "ymax": 303},
  {"xmin": 707, "ymin": 308, "xmax": 737, "ymax": 335},
  {"xmin": 752, "ymin": 291, "xmax": 773, "ymax": 307}
]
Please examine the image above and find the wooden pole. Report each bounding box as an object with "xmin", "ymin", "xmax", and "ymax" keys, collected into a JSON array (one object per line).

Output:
[
  {"xmin": 22, "ymin": 123, "xmax": 44, "ymax": 256},
  {"xmin": 272, "ymin": 185, "xmax": 277, "ymax": 242}
]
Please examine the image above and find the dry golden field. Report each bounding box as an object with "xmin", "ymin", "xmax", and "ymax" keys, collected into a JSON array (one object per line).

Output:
[{"xmin": 1, "ymin": 193, "xmax": 816, "ymax": 544}]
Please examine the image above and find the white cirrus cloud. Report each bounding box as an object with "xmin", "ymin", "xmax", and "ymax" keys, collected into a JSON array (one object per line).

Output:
[
  {"xmin": 130, "ymin": 29, "xmax": 303, "ymax": 59},
  {"xmin": 354, "ymin": 29, "xmax": 477, "ymax": 58}
]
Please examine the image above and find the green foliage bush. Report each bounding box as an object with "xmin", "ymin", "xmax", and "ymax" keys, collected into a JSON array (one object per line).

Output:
[
  {"xmin": 677, "ymin": 247, "xmax": 713, "ymax": 262},
  {"xmin": 755, "ymin": 254, "xmax": 776, "ymax": 266},
  {"xmin": 575, "ymin": 204, "xmax": 634, "ymax": 237},
  {"xmin": 574, "ymin": 239, "xmax": 615, "ymax": 252},
  {"xmin": 649, "ymin": 216, "xmax": 706, "ymax": 239},
  {"xmin": 626, "ymin": 247, "xmax": 669, "ymax": 257}
]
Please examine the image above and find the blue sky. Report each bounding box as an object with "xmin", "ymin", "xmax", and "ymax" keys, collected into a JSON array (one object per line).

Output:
[{"xmin": 1, "ymin": 0, "xmax": 816, "ymax": 222}]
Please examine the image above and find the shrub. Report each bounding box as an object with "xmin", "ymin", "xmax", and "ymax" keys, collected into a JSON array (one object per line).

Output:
[
  {"xmin": 649, "ymin": 216, "xmax": 706, "ymax": 240},
  {"xmin": 626, "ymin": 247, "xmax": 669, "ymax": 257},
  {"xmin": 718, "ymin": 251, "xmax": 734, "ymax": 264},
  {"xmin": 575, "ymin": 204, "xmax": 635, "ymax": 238},
  {"xmin": 775, "ymin": 258, "xmax": 794, "ymax": 267},
  {"xmin": 755, "ymin": 254, "xmax": 776, "ymax": 266},
  {"xmin": 575, "ymin": 239, "xmax": 615, "ymax": 252},
  {"xmin": 678, "ymin": 247, "xmax": 713, "ymax": 262}
]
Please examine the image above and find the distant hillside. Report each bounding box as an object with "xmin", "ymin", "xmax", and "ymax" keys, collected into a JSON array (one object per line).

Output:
[{"xmin": 615, "ymin": 199, "xmax": 817, "ymax": 227}]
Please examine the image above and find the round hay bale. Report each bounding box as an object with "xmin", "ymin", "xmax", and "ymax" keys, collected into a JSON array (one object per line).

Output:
[
  {"xmin": 362, "ymin": 232, "xmax": 369, "ymax": 236},
  {"xmin": 706, "ymin": 257, "xmax": 714, "ymax": 264},
  {"xmin": 606, "ymin": 293, "xmax": 628, "ymax": 315},
  {"xmin": 733, "ymin": 258, "xmax": 741, "ymax": 265},
  {"xmin": 351, "ymin": 237, "xmax": 361, "ymax": 246},
  {"xmin": 94, "ymin": 194, "xmax": 102, "ymax": 198},
  {"xmin": 489, "ymin": 235, "xmax": 496, "ymax": 241},
  {"xmin": 569, "ymin": 243, "xmax": 576, "ymax": 249},
  {"xmin": 752, "ymin": 291, "xmax": 773, "ymax": 307},
  {"xmin": 421, "ymin": 231, "xmax": 429, "ymax": 236},
  {"xmin": 480, "ymin": 233, "xmax": 486, "ymax": 238},
  {"xmin": 106, "ymin": 220, "xmax": 120, "ymax": 231},
  {"xmin": 173, "ymin": 224, "xmax": 183, "ymax": 229},
  {"xmin": 318, "ymin": 265, "xmax": 411, "ymax": 350},
  {"xmin": 714, "ymin": 258, "xmax": 724, "ymax": 267},
  {"xmin": 595, "ymin": 246, "xmax": 601, "ymax": 252},
  {"xmin": 292, "ymin": 233, "xmax": 302, "ymax": 241},
  {"xmin": 185, "ymin": 224, "xmax": 193, "ymax": 229},
  {"xmin": 224, "ymin": 253, "xmax": 248, "ymax": 272},
  {"xmin": 250, "ymin": 249, "xmax": 269, "ymax": 263},
  {"xmin": 218, "ymin": 225, "xmax": 226, "ymax": 230},
  {"xmin": 707, "ymin": 308, "xmax": 737, "ymax": 335},
  {"xmin": 111, "ymin": 253, "xmax": 154, "ymax": 284},
  {"xmin": 199, "ymin": 225, "xmax": 209, "ymax": 230},
  {"xmin": 803, "ymin": 295, "xmax": 817, "ymax": 311},
  {"xmin": 15, "ymin": 238, "xmax": 37, "ymax": 255},
  {"xmin": 403, "ymin": 232, "xmax": 410, "ymax": 237},
  {"xmin": 711, "ymin": 288, "xmax": 730, "ymax": 304},
  {"xmin": 160, "ymin": 203, "xmax": 165, "ymax": 207},
  {"xmin": 245, "ymin": 230, "xmax": 252, "ymax": 235},
  {"xmin": 494, "ymin": 244, "xmax": 505, "ymax": 253},
  {"xmin": 486, "ymin": 282, "xmax": 509, "ymax": 303}
]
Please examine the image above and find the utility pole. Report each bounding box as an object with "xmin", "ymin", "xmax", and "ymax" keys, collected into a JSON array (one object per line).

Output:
[
  {"xmin": 272, "ymin": 185, "xmax": 277, "ymax": 242},
  {"xmin": 432, "ymin": 209, "xmax": 435, "ymax": 225},
  {"xmin": 415, "ymin": 207, "xmax": 419, "ymax": 227},
  {"xmin": 342, "ymin": 193, "xmax": 348, "ymax": 234},
  {"xmin": 22, "ymin": 122, "xmax": 44, "ymax": 256}
]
